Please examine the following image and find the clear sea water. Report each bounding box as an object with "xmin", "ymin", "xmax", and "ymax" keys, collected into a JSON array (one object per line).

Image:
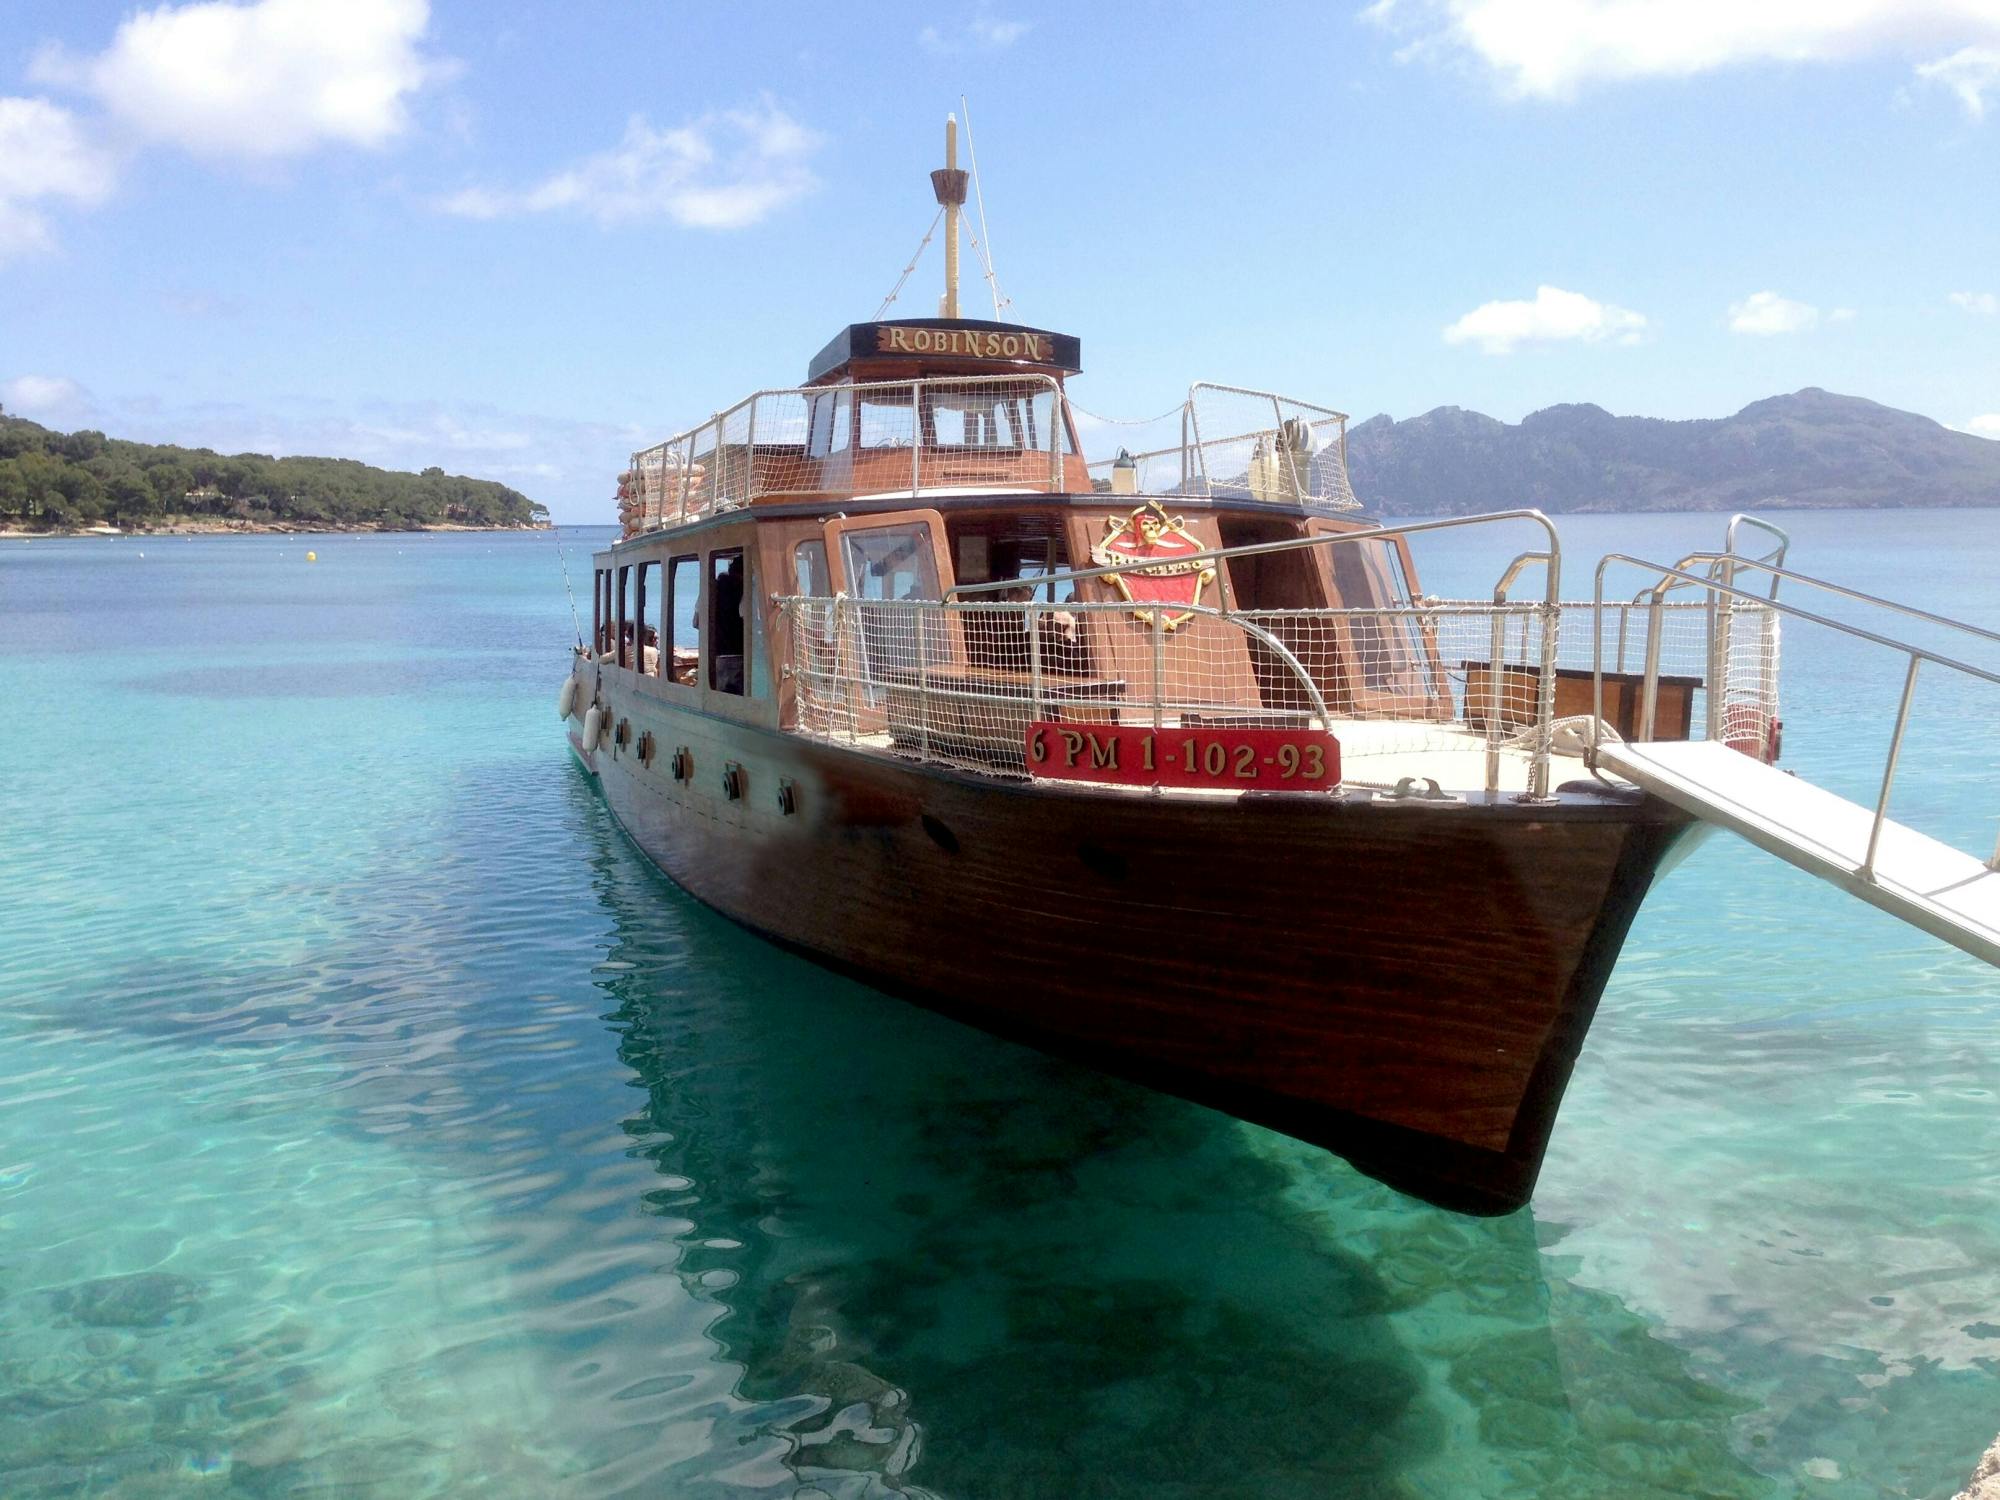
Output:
[{"xmin": 1, "ymin": 510, "xmax": 1997, "ymax": 1499}]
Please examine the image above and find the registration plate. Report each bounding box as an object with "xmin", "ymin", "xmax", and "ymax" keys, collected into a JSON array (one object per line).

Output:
[{"xmin": 1026, "ymin": 722, "xmax": 1340, "ymax": 791}]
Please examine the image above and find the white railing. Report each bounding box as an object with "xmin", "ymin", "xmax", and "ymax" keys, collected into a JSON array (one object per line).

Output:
[
  {"xmin": 620, "ymin": 374, "xmax": 1070, "ymax": 534},
  {"xmin": 1082, "ymin": 383, "xmax": 1358, "ymax": 512},
  {"xmin": 782, "ymin": 593, "xmax": 1762, "ymax": 796},
  {"xmin": 773, "ymin": 511, "xmax": 1787, "ymax": 798},
  {"xmin": 1594, "ymin": 552, "xmax": 1998, "ymax": 878}
]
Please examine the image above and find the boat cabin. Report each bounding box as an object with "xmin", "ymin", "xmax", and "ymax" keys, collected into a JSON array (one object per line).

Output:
[{"xmin": 590, "ymin": 313, "xmax": 1459, "ymax": 778}]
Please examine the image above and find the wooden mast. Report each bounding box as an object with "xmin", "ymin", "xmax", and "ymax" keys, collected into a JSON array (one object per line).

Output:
[{"xmin": 931, "ymin": 115, "xmax": 968, "ymax": 319}]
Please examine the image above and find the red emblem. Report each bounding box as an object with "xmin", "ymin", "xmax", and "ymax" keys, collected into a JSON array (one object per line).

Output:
[{"xmin": 1091, "ymin": 502, "xmax": 1217, "ymax": 631}]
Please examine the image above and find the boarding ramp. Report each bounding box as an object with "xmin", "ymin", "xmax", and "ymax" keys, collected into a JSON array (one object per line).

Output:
[{"xmin": 1591, "ymin": 540, "xmax": 2000, "ymax": 969}]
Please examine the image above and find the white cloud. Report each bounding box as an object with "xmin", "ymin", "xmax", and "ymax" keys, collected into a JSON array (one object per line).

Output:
[
  {"xmin": 439, "ymin": 103, "xmax": 820, "ymax": 230},
  {"xmin": 1964, "ymin": 413, "xmax": 2000, "ymax": 437},
  {"xmin": 1, "ymin": 374, "xmax": 91, "ymax": 420},
  {"xmin": 919, "ymin": 15, "xmax": 1031, "ymax": 53},
  {"xmin": 1916, "ymin": 44, "xmax": 2000, "ymax": 117},
  {"xmin": 1728, "ymin": 290, "xmax": 1822, "ymax": 335},
  {"xmin": 1950, "ymin": 290, "xmax": 2000, "ymax": 314},
  {"xmin": 1442, "ymin": 285, "xmax": 1648, "ymax": 354},
  {"xmin": 1829, "ymin": 306, "xmax": 1858, "ymax": 321},
  {"xmin": 1366, "ymin": 1, "xmax": 2000, "ymax": 109},
  {"xmin": 0, "ymin": 97, "xmax": 117, "ymax": 264},
  {"xmin": 32, "ymin": 0, "xmax": 444, "ymax": 161}
]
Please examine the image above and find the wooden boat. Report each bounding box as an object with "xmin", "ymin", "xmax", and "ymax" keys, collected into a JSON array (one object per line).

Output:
[{"xmin": 561, "ymin": 123, "xmax": 2000, "ymax": 1214}]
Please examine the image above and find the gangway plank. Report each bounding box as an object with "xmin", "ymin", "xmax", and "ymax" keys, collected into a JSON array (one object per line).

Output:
[{"xmin": 1597, "ymin": 740, "xmax": 2000, "ymax": 968}]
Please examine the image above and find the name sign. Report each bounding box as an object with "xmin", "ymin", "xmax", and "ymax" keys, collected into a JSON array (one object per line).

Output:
[
  {"xmin": 877, "ymin": 326, "xmax": 1051, "ymax": 361},
  {"xmin": 1026, "ymin": 722, "xmax": 1340, "ymax": 792}
]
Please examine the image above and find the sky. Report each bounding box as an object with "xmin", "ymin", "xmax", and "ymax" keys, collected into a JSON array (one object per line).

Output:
[{"xmin": 1, "ymin": 0, "xmax": 1998, "ymax": 523}]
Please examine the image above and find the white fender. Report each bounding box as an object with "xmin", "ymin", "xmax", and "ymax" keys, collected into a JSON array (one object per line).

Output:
[
  {"xmin": 581, "ymin": 705, "xmax": 604, "ymax": 751},
  {"xmin": 557, "ymin": 676, "xmax": 580, "ymax": 720}
]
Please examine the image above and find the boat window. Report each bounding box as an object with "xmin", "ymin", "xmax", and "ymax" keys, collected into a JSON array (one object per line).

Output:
[
  {"xmin": 593, "ymin": 568, "xmax": 608, "ymax": 655},
  {"xmin": 835, "ymin": 520, "xmax": 946, "ymax": 693},
  {"xmin": 748, "ymin": 552, "xmax": 770, "ymax": 700},
  {"xmin": 795, "ymin": 539, "xmax": 831, "ymax": 596},
  {"xmin": 857, "ymin": 390, "xmax": 916, "ymax": 450},
  {"xmin": 946, "ymin": 515, "xmax": 1076, "ymax": 602},
  {"xmin": 636, "ymin": 560, "xmax": 661, "ymax": 676},
  {"xmin": 1026, "ymin": 386, "xmax": 1075, "ymax": 455},
  {"xmin": 1330, "ymin": 538, "xmax": 1426, "ymax": 692},
  {"xmin": 928, "ymin": 390, "xmax": 1024, "ymax": 450},
  {"xmin": 840, "ymin": 523, "xmax": 940, "ymax": 602},
  {"xmin": 956, "ymin": 528, "xmax": 1089, "ymax": 675},
  {"xmin": 806, "ymin": 390, "xmax": 853, "ymax": 458},
  {"xmin": 708, "ymin": 549, "xmax": 748, "ymax": 695},
  {"xmin": 615, "ymin": 565, "xmax": 632, "ymax": 668},
  {"xmin": 807, "ymin": 393, "xmax": 835, "ymax": 457},
  {"xmin": 666, "ymin": 555, "xmax": 699, "ymax": 687}
]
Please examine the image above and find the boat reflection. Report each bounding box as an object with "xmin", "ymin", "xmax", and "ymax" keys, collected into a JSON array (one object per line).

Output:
[{"xmin": 573, "ymin": 777, "xmax": 1767, "ymax": 1499}]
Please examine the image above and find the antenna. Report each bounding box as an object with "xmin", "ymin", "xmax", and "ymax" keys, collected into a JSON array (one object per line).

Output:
[
  {"xmin": 959, "ymin": 96, "xmax": 1010, "ymax": 318},
  {"xmin": 930, "ymin": 115, "xmax": 968, "ymax": 319}
]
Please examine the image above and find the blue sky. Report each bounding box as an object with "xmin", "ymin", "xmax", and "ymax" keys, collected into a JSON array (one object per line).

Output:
[{"xmin": 2, "ymin": 0, "xmax": 1997, "ymax": 522}]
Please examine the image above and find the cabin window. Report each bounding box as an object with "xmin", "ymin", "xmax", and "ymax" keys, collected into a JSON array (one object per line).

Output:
[
  {"xmin": 807, "ymin": 393, "xmax": 835, "ymax": 457},
  {"xmin": 636, "ymin": 560, "xmax": 661, "ymax": 676},
  {"xmin": 836, "ymin": 520, "xmax": 945, "ymax": 694},
  {"xmin": 1026, "ymin": 387, "xmax": 1075, "ymax": 454},
  {"xmin": 747, "ymin": 553, "xmax": 770, "ymax": 701},
  {"xmin": 946, "ymin": 515, "xmax": 1077, "ymax": 602},
  {"xmin": 858, "ymin": 390, "xmax": 916, "ymax": 450},
  {"xmin": 593, "ymin": 568, "xmax": 608, "ymax": 654},
  {"xmin": 949, "ymin": 516, "xmax": 1089, "ymax": 675},
  {"xmin": 805, "ymin": 390, "xmax": 853, "ymax": 459},
  {"xmin": 708, "ymin": 549, "xmax": 748, "ymax": 695},
  {"xmin": 615, "ymin": 565, "xmax": 632, "ymax": 668},
  {"xmin": 840, "ymin": 523, "xmax": 939, "ymax": 602},
  {"xmin": 928, "ymin": 390, "xmax": 1024, "ymax": 450},
  {"xmin": 795, "ymin": 539, "xmax": 831, "ymax": 596},
  {"xmin": 666, "ymin": 555, "xmax": 699, "ymax": 687},
  {"xmin": 1330, "ymin": 539, "xmax": 1426, "ymax": 693}
]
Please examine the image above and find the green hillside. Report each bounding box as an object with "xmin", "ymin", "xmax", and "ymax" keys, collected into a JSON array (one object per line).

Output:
[{"xmin": 0, "ymin": 411, "xmax": 547, "ymax": 531}]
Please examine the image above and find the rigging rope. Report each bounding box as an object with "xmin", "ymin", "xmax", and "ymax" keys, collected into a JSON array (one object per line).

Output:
[
  {"xmin": 875, "ymin": 206, "xmax": 946, "ymax": 319},
  {"xmin": 550, "ymin": 522, "xmax": 584, "ymax": 648},
  {"xmin": 959, "ymin": 97, "xmax": 1010, "ymax": 318}
]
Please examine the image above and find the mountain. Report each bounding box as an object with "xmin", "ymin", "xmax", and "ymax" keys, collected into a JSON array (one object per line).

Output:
[
  {"xmin": 0, "ymin": 412, "xmax": 547, "ymax": 532},
  {"xmin": 1340, "ymin": 389, "xmax": 2000, "ymax": 514}
]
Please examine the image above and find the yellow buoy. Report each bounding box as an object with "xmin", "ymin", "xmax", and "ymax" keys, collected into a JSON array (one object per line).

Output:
[{"xmin": 306, "ymin": 551, "xmax": 317, "ymax": 562}]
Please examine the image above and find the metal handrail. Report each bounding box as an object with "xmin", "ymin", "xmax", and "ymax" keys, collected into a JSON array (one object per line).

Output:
[
  {"xmin": 630, "ymin": 373, "xmax": 1069, "ymax": 526},
  {"xmin": 1078, "ymin": 382, "xmax": 1354, "ymax": 509},
  {"xmin": 947, "ymin": 509, "xmax": 1567, "ymax": 799},
  {"xmin": 800, "ymin": 594, "xmax": 1336, "ymax": 728},
  {"xmin": 1670, "ymin": 553, "xmax": 2000, "ymax": 651},
  {"xmin": 1593, "ymin": 552, "xmax": 2000, "ymax": 879},
  {"xmin": 1725, "ymin": 514, "xmax": 1790, "ymax": 598}
]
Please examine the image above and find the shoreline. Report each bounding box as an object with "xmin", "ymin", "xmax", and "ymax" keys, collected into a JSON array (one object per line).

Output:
[{"xmin": 0, "ymin": 519, "xmax": 551, "ymax": 539}]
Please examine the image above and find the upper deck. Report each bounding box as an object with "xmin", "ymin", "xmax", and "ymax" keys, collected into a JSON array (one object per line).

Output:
[{"xmin": 615, "ymin": 317, "xmax": 1359, "ymax": 536}]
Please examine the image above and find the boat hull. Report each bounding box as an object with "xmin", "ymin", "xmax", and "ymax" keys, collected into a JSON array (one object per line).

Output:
[{"xmin": 570, "ymin": 690, "xmax": 1692, "ymax": 1215}]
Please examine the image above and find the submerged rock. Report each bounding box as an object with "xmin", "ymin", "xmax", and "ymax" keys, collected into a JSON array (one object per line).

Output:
[
  {"xmin": 1958, "ymin": 1434, "xmax": 2000, "ymax": 1500},
  {"xmin": 51, "ymin": 1273, "xmax": 206, "ymax": 1329}
]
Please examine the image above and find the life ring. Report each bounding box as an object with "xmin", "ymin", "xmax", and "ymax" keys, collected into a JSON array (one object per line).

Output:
[
  {"xmin": 582, "ymin": 705, "xmax": 604, "ymax": 751},
  {"xmin": 557, "ymin": 677, "xmax": 580, "ymax": 720}
]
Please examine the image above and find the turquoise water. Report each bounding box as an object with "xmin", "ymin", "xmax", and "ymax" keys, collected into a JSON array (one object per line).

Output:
[{"xmin": 1, "ymin": 513, "xmax": 1996, "ymax": 1499}]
